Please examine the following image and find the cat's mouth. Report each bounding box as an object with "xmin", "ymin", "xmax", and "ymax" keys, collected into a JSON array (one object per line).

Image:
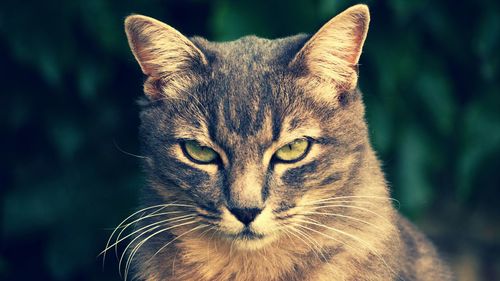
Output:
[
  {"xmin": 223, "ymin": 227, "xmax": 265, "ymax": 241},
  {"xmin": 221, "ymin": 227, "xmax": 278, "ymax": 250},
  {"xmin": 236, "ymin": 228, "xmax": 265, "ymax": 240}
]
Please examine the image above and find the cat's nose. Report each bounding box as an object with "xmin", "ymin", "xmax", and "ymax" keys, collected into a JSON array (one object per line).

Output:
[{"xmin": 229, "ymin": 207, "xmax": 262, "ymax": 226}]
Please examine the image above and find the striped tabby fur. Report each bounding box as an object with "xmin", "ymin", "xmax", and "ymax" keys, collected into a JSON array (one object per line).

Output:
[{"xmin": 108, "ymin": 4, "xmax": 453, "ymax": 281}]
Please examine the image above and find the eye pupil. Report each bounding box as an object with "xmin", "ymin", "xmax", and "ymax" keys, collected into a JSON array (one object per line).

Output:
[
  {"xmin": 182, "ymin": 140, "xmax": 219, "ymax": 164},
  {"xmin": 273, "ymin": 138, "xmax": 311, "ymax": 163}
]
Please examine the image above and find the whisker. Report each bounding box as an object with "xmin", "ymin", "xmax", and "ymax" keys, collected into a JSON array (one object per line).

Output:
[
  {"xmin": 113, "ymin": 210, "xmax": 192, "ymax": 257},
  {"xmin": 201, "ymin": 226, "xmax": 217, "ymax": 261},
  {"xmin": 119, "ymin": 216, "xmax": 196, "ymax": 279},
  {"xmin": 148, "ymin": 224, "xmax": 209, "ymax": 262},
  {"xmin": 290, "ymin": 222, "xmax": 360, "ymax": 255},
  {"xmin": 197, "ymin": 225, "xmax": 215, "ymax": 240},
  {"xmin": 290, "ymin": 221, "xmax": 372, "ymax": 276},
  {"xmin": 171, "ymin": 247, "xmax": 181, "ymax": 278},
  {"xmin": 308, "ymin": 200, "xmax": 377, "ymax": 207},
  {"xmin": 298, "ymin": 217, "xmax": 399, "ymax": 279},
  {"xmin": 101, "ymin": 202, "xmax": 196, "ymax": 265},
  {"xmin": 101, "ymin": 213, "xmax": 193, "ymax": 256},
  {"xmin": 209, "ymin": 226, "xmax": 220, "ymax": 254},
  {"xmin": 104, "ymin": 202, "xmax": 192, "ymax": 236},
  {"xmin": 113, "ymin": 139, "xmax": 151, "ymax": 160},
  {"xmin": 229, "ymin": 235, "xmax": 237, "ymax": 259},
  {"xmin": 298, "ymin": 211, "xmax": 388, "ymax": 232},
  {"xmin": 102, "ymin": 203, "xmax": 175, "ymax": 266},
  {"xmin": 123, "ymin": 219, "xmax": 198, "ymax": 281},
  {"xmin": 310, "ymin": 204, "xmax": 392, "ymax": 224},
  {"xmin": 279, "ymin": 224, "xmax": 311, "ymax": 253},
  {"xmin": 281, "ymin": 223, "xmax": 326, "ymax": 263},
  {"xmin": 288, "ymin": 224, "xmax": 339, "ymax": 274},
  {"xmin": 307, "ymin": 196, "xmax": 400, "ymax": 208}
]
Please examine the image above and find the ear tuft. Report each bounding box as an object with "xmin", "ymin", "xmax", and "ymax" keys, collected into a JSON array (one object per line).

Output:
[{"xmin": 291, "ymin": 4, "xmax": 370, "ymax": 91}]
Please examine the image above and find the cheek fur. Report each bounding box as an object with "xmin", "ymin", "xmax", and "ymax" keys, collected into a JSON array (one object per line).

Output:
[
  {"xmin": 151, "ymin": 146, "xmax": 225, "ymax": 208},
  {"xmin": 278, "ymin": 143, "xmax": 361, "ymax": 187},
  {"xmin": 270, "ymin": 148, "xmax": 361, "ymax": 215},
  {"xmin": 273, "ymin": 144, "xmax": 321, "ymax": 180},
  {"xmin": 281, "ymin": 160, "xmax": 320, "ymax": 188}
]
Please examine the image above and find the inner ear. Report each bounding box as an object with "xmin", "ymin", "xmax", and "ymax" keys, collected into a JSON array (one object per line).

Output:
[
  {"xmin": 290, "ymin": 4, "xmax": 370, "ymax": 91},
  {"xmin": 124, "ymin": 15, "xmax": 208, "ymax": 100}
]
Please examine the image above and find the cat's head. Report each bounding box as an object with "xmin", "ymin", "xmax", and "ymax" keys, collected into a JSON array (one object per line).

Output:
[{"xmin": 125, "ymin": 5, "xmax": 374, "ymax": 250}]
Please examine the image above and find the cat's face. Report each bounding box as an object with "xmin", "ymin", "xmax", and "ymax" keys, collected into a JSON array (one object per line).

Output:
[{"xmin": 126, "ymin": 5, "xmax": 370, "ymax": 249}]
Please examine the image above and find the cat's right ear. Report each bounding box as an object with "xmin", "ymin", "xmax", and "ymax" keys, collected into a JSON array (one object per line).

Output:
[{"xmin": 124, "ymin": 15, "xmax": 207, "ymax": 98}]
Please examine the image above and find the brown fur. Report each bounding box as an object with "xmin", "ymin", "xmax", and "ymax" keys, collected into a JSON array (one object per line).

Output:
[{"xmin": 109, "ymin": 4, "xmax": 454, "ymax": 281}]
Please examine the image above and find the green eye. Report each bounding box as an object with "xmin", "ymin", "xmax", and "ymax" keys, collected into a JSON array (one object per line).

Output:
[
  {"xmin": 274, "ymin": 138, "xmax": 310, "ymax": 163},
  {"xmin": 182, "ymin": 140, "xmax": 219, "ymax": 164}
]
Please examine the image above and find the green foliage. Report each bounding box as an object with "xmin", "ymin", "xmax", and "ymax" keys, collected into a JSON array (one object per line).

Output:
[{"xmin": 1, "ymin": 0, "xmax": 499, "ymax": 280}]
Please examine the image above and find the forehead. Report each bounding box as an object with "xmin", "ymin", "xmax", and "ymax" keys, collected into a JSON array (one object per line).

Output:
[{"xmin": 188, "ymin": 35, "xmax": 311, "ymax": 143}]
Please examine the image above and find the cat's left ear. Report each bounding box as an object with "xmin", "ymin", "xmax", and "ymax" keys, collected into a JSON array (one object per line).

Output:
[{"xmin": 291, "ymin": 4, "xmax": 370, "ymax": 91}]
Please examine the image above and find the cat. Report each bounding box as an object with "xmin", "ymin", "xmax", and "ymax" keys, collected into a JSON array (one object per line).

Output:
[{"xmin": 104, "ymin": 4, "xmax": 453, "ymax": 281}]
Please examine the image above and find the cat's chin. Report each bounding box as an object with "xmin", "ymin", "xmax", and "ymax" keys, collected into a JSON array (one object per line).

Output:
[{"xmin": 230, "ymin": 234, "xmax": 278, "ymax": 251}]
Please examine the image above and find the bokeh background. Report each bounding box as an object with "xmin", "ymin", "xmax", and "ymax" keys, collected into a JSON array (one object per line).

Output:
[{"xmin": 1, "ymin": 0, "xmax": 499, "ymax": 280}]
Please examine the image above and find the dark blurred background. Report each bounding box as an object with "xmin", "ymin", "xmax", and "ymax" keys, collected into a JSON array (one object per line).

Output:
[{"xmin": 1, "ymin": 0, "xmax": 499, "ymax": 280}]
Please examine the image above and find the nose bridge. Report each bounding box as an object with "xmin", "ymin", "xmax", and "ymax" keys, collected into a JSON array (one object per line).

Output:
[{"xmin": 226, "ymin": 155, "xmax": 264, "ymax": 209}]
